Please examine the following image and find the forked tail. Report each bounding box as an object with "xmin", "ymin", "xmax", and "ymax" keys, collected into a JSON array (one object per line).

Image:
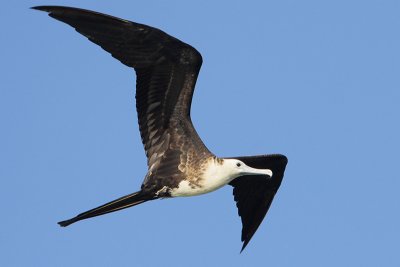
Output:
[{"xmin": 58, "ymin": 191, "xmax": 151, "ymax": 227}]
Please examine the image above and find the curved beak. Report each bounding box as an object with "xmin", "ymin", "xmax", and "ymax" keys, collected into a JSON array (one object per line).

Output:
[{"xmin": 242, "ymin": 165, "xmax": 273, "ymax": 177}]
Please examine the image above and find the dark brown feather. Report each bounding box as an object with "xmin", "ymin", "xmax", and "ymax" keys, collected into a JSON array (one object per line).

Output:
[
  {"xmin": 32, "ymin": 6, "xmax": 206, "ymax": 169},
  {"xmin": 32, "ymin": 6, "xmax": 213, "ymax": 194},
  {"xmin": 32, "ymin": 8, "xmax": 288, "ymax": 250},
  {"xmin": 228, "ymin": 154, "xmax": 288, "ymax": 252}
]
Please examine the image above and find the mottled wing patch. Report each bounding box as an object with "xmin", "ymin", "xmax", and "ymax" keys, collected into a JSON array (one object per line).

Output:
[{"xmin": 141, "ymin": 122, "xmax": 212, "ymax": 195}]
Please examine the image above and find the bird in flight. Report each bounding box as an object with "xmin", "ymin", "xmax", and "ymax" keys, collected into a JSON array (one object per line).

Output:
[{"xmin": 32, "ymin": 6, "xmax": 288, "ymax": 251}]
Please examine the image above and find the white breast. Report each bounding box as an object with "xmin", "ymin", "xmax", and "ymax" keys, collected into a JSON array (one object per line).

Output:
[{"xmin": 170, "ymin": 159, "xmax": 236, "ymax": 197}]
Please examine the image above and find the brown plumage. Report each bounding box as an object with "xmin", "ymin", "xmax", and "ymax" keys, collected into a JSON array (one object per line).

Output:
[{"xmin": 32, "ymin": 5, "xmax": 288, "ymax": 251}]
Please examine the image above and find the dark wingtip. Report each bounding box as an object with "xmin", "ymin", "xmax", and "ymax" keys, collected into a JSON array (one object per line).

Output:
[
  {"xmin": 31, "ymin": 6, "xmax": 51, "ymax": 12},
  {"xmin": 31, "ymin": 6, "xmax": 71, "ymax": 13},
  {"xmin": 240, "ymin": 241, "xmax": 249, "ymax": 253},
  {"xmin": 57, "ymin": 218, "xmax": 76, "ymax": 227}
]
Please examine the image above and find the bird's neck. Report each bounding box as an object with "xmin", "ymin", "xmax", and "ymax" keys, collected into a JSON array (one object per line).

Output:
[
  {"xmin": 170, "ymin": 157, "xmax": 237, "ymax": 197},
  {"xmin": 203, "ymin": 157, "xmax": 237, "ymax": 185}
]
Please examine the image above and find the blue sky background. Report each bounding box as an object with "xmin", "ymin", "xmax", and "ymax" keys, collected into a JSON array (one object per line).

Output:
[{"xmin": 1, "ymin": 1, "xmax": 399, "ymax": 266}]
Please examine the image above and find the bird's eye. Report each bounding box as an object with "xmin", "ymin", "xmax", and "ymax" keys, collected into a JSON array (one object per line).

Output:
[{"xmin": 236, "ymin": 162, "xmax": 241, "ymax": 167}]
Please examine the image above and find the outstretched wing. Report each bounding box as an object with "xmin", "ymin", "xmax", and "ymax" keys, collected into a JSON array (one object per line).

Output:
[
  {"xmin": 228, "ymin": 154, "xmax": 288, "ymax": 252},
  {"xmin": 32, "ymin": 6, "xmax": 203, "ymax": 166}
]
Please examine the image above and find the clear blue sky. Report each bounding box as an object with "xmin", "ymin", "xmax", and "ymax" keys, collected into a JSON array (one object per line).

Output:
[{"xmin": 1, "ymin": 1, "xmax": 399, "ymax": 266}]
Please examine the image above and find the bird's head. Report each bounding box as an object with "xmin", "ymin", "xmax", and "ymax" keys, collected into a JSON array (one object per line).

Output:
[{"xmin": 220, "ymin": 158, "xmax": 273, "ymax": 180}]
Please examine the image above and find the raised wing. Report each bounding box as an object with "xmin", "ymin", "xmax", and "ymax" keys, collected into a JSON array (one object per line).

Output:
[
  {"xmin": 229, "ymin": 154, "xmax": 288, "ymax": 252},
  {"xmin": 32, "ymin": 6, "xmax": 203, "ymax": 166}
]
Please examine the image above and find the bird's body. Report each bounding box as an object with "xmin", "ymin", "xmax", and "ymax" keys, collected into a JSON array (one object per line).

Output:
[{"xmin": 33, "ymin": 5, "xmax": 288, "ymax": 251}]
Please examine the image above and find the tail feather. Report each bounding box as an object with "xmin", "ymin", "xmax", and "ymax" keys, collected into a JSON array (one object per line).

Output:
[{"xmin": 58, "ymin": 191, "xmax": 151, "ymax": 227}]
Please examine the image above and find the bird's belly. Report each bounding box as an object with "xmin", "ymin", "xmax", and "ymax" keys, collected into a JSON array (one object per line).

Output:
[{"xmin": 170, "ymin": 178, "xmax": 226, "ymax": 197}]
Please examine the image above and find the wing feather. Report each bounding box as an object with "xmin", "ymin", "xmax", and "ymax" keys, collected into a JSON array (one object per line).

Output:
[
  {"xmin": 228, "ymin": 154, "xmax": 288, "ymax": 252},
  {"xmin": 32, "ymin": 6, "xmax": 203, "ymax": 166}
]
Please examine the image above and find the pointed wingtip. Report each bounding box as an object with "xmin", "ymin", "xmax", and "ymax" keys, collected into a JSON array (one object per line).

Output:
[
  {"xmin": 31, "ymin": 6, "xmax": 50, "ymax": 12},
  {"xmin": 31, "ymin": 6, "xmax": 68, "ymax": 13},
  {"xmin": 240, "ymin": 241, "xmax": 249, "ymax": 253},
  {"xmin": 57, "ymin": 218, "xmax": 76, "ymax": 227}
]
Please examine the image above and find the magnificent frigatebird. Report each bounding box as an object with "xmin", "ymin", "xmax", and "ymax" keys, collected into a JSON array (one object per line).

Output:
[{"xmin": 32, "ymin": 6, "xmax": 288, "ymax": 251}]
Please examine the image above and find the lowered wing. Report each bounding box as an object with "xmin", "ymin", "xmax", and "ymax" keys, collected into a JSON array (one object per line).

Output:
[{"xmin": 229, "ymin": 154, "xmax": 288, "ymax": 252}]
